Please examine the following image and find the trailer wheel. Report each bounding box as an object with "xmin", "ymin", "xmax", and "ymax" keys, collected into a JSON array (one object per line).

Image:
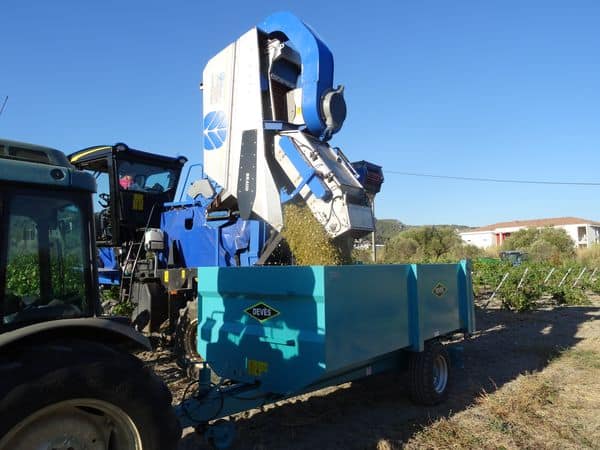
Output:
[
  {"xmin": 206, "ymin": 419, "xmax": 237, "ymax": 449},
  {"xmin": 0, "ymin": 341, "xmax": 180, "ymax": 450},
  {"xmin": 407, "ymin": 340, "xmax": 451, "ymax": 405},
  {"xmin": 174, "ymin": 298, "xmax": 203, "ymax": 377}
]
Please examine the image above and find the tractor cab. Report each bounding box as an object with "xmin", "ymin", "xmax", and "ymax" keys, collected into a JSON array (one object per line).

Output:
[
  {"xmin": 0, "ymin": 139, "xmax": 98, "ymax": 330},
  {"xmin": 69, "ymin": 143, "xmax": 187, "ymax": 248}
]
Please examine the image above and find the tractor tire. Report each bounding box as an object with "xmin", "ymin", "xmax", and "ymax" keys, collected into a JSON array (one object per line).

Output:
[
  {"xmin": 0, "ymin": 340, "xmax": 181, "ymax": 450},
  {"xmin": 174, "ymin": 298, "xmax": 204, "ymax": 378},
  {"xmin": 407, "ymin": 340, "xmax": 451, "ymax": 406}
]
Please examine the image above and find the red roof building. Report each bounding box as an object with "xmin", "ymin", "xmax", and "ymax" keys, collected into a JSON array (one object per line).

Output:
[{"xmin": 459, "ymin": 217, "xmax": 600, "ymax": 249}]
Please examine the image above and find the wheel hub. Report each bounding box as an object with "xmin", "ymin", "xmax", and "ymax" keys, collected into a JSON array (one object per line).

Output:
[
  {"xmin": 432, "ymin": 354, "xmax": 449, "ymax": 394},
  {"xmin": 0, "ymin": 399, "xmax": 142, "ymax": 450}
]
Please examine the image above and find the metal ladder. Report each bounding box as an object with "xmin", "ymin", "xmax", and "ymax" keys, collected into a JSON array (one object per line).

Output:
[{"xmin": 119, "ymin": 239, "xmax": 144, "ymax": 303}]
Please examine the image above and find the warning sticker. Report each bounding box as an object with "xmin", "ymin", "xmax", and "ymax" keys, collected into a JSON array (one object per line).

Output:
[
  {"xmin": 432, "ymin": 282, "xmax": 448, "ymax": 298},
  {"xmin": 247, "ymin": 359, "xmax": 268, "ymax": 377},
  {"xmin": 245, "ymin": 302, "xmax": 280, "ymax": 323},
  {"xmin": 132, "ymin": 193, "xmax": 144, "ymax": 211}
]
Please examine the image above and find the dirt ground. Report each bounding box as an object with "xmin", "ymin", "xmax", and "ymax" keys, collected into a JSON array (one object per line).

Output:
[{"xmin": 142, "ymin": 296, "xmax": 600, "ymax": 449}]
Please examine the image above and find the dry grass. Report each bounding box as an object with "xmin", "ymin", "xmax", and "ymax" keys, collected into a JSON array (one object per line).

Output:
[
  {"xmin": 281, "ymin": 202, "xmax": 351, "ymax": 265},
  {"xmin": 376, "ymin": 439, "xmax": 396, "ymax": 450},
  {"xmin": 484, "ymin": 247, "xmax": 501, "ymax": 258},
  {"xmin": 577, "ymin": 244, "xmax": 600, "ymax": 267},
  {"xmin": 405, "ymin": 338, "xmax": 600, "ymax": 450}
]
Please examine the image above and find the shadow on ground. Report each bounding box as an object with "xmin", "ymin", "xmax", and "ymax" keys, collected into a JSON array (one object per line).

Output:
[{"xmin": 178, "ymin": 304, "xmax": 600, "ymax": 449}]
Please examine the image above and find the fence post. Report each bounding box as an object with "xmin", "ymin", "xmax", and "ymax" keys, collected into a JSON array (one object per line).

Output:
[
  {"xmin": 557, "ymin": 267, "xmax": 573, "ymax": 288},
  {"xmin": 517, "ymin": 267, "xmax": 529, "ymax": 290},
  {"xmin": 573, "ymin": 267, "xmax": 587, "ymax": 287},
  {"xmin": 543, "ymin": 267, "xmax": 555, "ymax": 285},
  {"xmin": 484, "ymin": 272, "xmax": 510, "ymax": 308}
]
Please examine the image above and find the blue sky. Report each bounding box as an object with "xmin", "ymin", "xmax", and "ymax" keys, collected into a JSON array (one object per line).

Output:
[{"xmin": 1, "ymin": 1, "xmax": 599, "ymax": 226}]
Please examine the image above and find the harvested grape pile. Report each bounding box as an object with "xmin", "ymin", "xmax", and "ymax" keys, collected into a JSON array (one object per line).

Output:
[{"xmin": 281, "ymin": 202, "xmax": 351, "ymax": 266}]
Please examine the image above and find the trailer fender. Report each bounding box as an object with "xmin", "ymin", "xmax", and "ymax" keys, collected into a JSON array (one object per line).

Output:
[{"xmin": 0, "ymin": 317, "xmax": 150, "ymax": 352}]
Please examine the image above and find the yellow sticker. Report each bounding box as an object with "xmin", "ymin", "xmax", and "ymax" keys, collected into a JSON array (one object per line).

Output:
[
  {"xmin": 132, "ymin": 193, "xmax": 144, "ymax": 211},
  {"xmin": 181, "ymin": 269, "xmax": 186, "ymax": 279},
  {"xmin": 163, "ymin": 271, "xmax": 169, "ymax": 283},
  {"xmin": 247, "ymin": 359, "xmax": 268, "ymax": 377}
]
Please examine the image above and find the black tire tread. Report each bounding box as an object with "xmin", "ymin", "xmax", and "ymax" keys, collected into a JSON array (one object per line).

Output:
[
  {"xmin": 407, "ymin": 340, "xmax": 451, "ymax": 406},
  {"xmin": 0, "ymin": 339, "xmax": 180, "ymax": 450},
  {"xmin": 174, "ymin": 299, "xmax": 203, "ymax": 375}
]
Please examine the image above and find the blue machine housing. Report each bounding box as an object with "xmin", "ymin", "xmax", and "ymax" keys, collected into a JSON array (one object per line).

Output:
[
  {"xmin": 98, "ymin": 247, "xmax": 120, "ymax": 285},
  {"xmin": 259, "ymin": 12, "xmax": 335, "ymax": 140},
  {"xmin": 159, "ymin": 200, "xmax": 269, "ymax": 268}
]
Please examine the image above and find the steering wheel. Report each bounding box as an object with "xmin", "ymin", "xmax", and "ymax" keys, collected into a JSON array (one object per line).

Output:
[
  {"xmin": 149, "ymin": 183, "xmax": 164, "ymax": 193},
  {"xmin": 98, "ymin": 193, "xmax": 110, "ymax": 208}
]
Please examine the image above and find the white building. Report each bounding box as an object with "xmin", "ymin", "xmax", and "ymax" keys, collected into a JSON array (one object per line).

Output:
[{"xmin": 460, "ymin": 217, "xmax": 600, "ymax": 249}]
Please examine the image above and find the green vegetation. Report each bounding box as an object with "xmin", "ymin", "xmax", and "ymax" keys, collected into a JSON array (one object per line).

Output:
[
  {"xmin": 374, "ymin": 220, "xmax": 598, "ymax": 311},
  {"xmin": 6, "ymin": 254, "xmax": 84, "ymax": 299},
  {"xmin": 374, "ymin": 219, "xmax": 406, "ymax": 245},
  {"xmin": 112, "ymin": 300, "xmax": 136, "ymax": 316},
  {"xmin": 473, "ymin": 259, "xmax": 593, "ymax": 311},
  {"xmin": 501, "ymin": 227, "xmax": 575, "ymax": 262},
  {"xmin": 384, "ymin": 226, "xmax": 482, "ymax": 263},
  {"xmin": 99, "ymin": 286, "xmax": 136, "ymax": 316},
  {"xmin": 5, "ymin": 254, "xmax": 42, "ymax": 298},
  {"xmin": 378, "ymin": 221, "xmax": 579, "ymax": 265}
]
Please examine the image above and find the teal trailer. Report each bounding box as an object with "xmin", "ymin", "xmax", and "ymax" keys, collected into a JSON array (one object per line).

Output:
[{"xmin": 177, "ymin": 261, "xmax": 474, "ymax": 447}]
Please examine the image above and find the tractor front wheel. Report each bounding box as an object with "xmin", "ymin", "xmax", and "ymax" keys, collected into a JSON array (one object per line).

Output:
[{"xmin": 0, "ymin": 341, "xmax": 180, "ymax": 450}]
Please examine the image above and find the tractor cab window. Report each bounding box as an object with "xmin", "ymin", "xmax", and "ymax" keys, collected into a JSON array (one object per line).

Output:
[
  {"xmin": 74, "ymin": 159, "xmax": 110, "ymax": 214},
  {"xmin": 117, "ymin": 160, "xmax": 176, "ymax": 194},
  {"xmin": 2, "ymin": 191, "xmax": 92, "ymax": 327},
  {"xmin": 76, "ymin": 159, "xmax": 111, "ymax": 242}
]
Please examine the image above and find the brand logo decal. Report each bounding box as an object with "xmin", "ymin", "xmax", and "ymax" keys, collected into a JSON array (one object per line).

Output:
[
  {"xmin": 432, "ymin": 282, "xmax": 448, "ymax": 298},
  {"xmin": 203, "ymin": 110, "xmax": 227, "ymax": 150},
  {"xmin": 245, "ymin": 302, "xmax": 280, "ymax": 323}
]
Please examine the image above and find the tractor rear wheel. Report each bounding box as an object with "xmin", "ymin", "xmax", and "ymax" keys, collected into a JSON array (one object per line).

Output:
[{"xmin": 0, "ymin": 340, "xmax": 180, "ymax": 450}]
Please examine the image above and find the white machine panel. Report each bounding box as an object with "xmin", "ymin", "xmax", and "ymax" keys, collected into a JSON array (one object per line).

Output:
[{"xmin": 202, "ymin": 29, "xmax": 283, "ymax": 230}]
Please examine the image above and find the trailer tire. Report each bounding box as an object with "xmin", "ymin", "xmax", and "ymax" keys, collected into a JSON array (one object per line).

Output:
[
  {"xmin": 174, "ymin": 298, "xmax": 203, "ymax": 377},
  {"xmin": 407, "ymin": 340, "xmax": 451, "ymax": 405},
  {"xmin": 0, "ymin": 340, "xmax": 181, "ymax": 450}
]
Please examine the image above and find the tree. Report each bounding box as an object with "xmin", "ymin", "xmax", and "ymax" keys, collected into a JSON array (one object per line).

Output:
[
  {"xmin": 528, "ymin": 239, "xmax": 555, "ymax": 262},
  {"xmin": 501, "ymin": 227, "xmax": 575, "ymax": 262},
  {"xmin": 500, "ymin": 228, "xmax": 539, "ymax": 251},
  {"xmin": 404, "ymin": 226, "xmax": 462, "ymax": 261},
  {"xmin": 451, "ymin": 243, "xmax": 484, "ymax": 260},
  {"xmin": 384, "ymin": 226, "xmax": 479, "ymax": 263},
  {"xmin": 375, "ymin": 219, "xmax": 405, "ymax": 244},
  {"xmin": 384, "ymin": 236, "xmax": 419, "ymax": 262}
]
